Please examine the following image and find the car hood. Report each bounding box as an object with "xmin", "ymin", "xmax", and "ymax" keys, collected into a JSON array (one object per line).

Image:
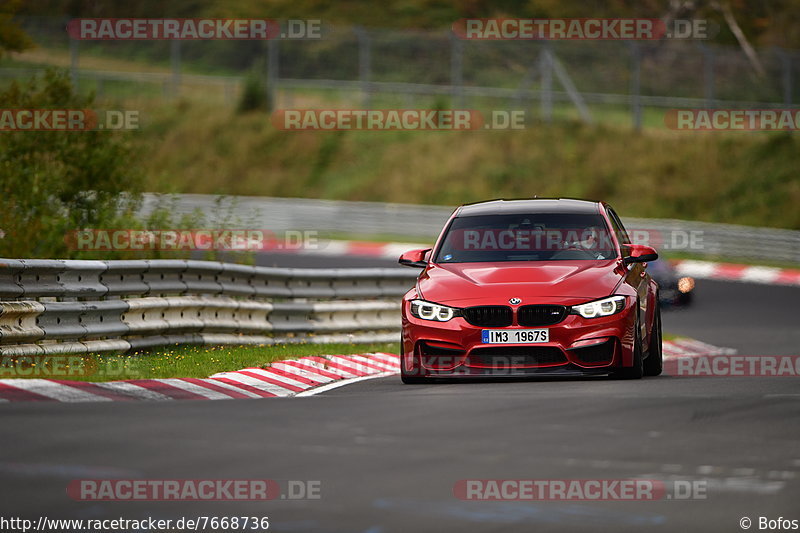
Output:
[{"xmin": 417, "ymin": 260, "xmax": 624, "ymax": 306}]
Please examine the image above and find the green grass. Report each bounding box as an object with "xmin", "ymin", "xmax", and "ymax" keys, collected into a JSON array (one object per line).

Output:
[
  {"xmin": 1, "ymin": 342, "xmax": 398, "ymax": 382},
  {"xmin": 136, "ymin": 100, "xmax": 800, "ymax": 230}
]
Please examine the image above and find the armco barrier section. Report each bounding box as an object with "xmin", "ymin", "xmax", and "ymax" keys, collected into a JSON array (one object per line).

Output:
[
  {"xmin": 0, "ymin": 259, "xmax": 417, "ymax": 356},
  {"xmin": 139, "ymin": 194, "xmax": 800, "ymax": 264}
]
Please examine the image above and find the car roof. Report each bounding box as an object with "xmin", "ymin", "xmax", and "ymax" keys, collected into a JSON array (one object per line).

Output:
[{"xmin": 455, "ymin": 198, "xmax": 602, "ymax": 217}]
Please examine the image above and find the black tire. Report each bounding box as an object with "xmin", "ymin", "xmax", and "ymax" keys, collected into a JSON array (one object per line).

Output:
[
  {"xmin": 643, "ymin": 306, "xmax": 663, "ymax": 376},
  {"xmin": 401, "ymin": 373, "xmax": 426, "ymax": 384},
  {"xmin": 400, "ymin": 348, "xmax": 426, "ymax": 384},
  {"xmin": 612, "ymin": 315, "xmax": 644, "ymax": 380}
]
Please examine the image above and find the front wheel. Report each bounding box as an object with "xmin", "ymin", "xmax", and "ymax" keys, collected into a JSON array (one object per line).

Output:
[
  {"xmin": 643, "ymin": 306, "xmax": 663, "ymax": 376},
  {"xmin": 400, "ymin": 350, "xmax": 427, "ymax": 384},
  {"xmin": 401, "ymin": 373, "xmax": 426, "ymax": 384}
]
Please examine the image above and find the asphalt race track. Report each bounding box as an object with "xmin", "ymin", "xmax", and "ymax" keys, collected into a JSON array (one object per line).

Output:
[{"xmin": 1, "ymin": 252, "xmax": 798, "ymax": 532}]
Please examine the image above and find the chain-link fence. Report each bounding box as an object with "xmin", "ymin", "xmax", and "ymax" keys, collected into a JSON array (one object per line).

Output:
[{"xmin": 5, "ymin": 17, "xmax": 800, "ymax": 128}]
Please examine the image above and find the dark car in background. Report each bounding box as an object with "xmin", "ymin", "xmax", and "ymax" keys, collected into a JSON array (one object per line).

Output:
[{"xmin": 648, "ymin": 259, "xmax": 695, "ymax": 306}]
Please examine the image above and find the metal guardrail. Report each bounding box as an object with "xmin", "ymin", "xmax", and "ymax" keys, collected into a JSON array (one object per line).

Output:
[
  {"xmin": 0, "ymin": 259, "xmax": 418, "ymax": 356},
  {"xmin": 140, "ymin": 194, "xmax": 800, "ymax": 264}
]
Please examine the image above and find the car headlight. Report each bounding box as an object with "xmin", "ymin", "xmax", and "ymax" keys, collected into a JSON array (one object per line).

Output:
[
  {"xmin": 410, "ymin": 300, "xmax": 460, "ymax": 322},
  {"xmin": 677, "ymin": 276, "xmax": 695, "ymax": 293},
  {"xmin": 570, "ymin": 295, "xmax": 626, "ymax": 319}
]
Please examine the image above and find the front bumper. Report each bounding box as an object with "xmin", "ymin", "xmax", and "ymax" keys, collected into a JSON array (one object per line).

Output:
[{"xmin": 401, "ymin": 299, "xmax": 636, "ymax": 379}]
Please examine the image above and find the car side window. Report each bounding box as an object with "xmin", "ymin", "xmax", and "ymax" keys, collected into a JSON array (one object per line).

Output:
[{"xmin": 607, "ymin": 208, "xmax": 631, "ymax": 247}]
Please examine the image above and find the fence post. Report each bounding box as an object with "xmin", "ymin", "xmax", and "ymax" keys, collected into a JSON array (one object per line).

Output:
[
  {"xmin": 700, "ymin": 43, "xmax": 715, "ymax": 108},
  {"xmin": 266, "ymin": 33, "xmax": 279, "ymax": 112},
  {"xmin": 776, "ymin": 48, "xmax": 793, "ymax": 105},
  {"xmin": 540, "ymin": 46, "xmax": 553, "ymax": 122},
  {"xmin": 170, "ymin": 39, "xmax": 181, "ymax": 99},
  {"xmin": 70, "ymin": 37, "xmax": 79, "ymax": 91},
  {"xmin": 629, "ymin": 41, "xmax": 642, "ymax": 131},
  {"xmin": 355, "ymin": 26, "xmax": 372, "ymax": 109},
  {"xmin": 450, "ymin": 31, "xmax": 464, "ymax": 108}
]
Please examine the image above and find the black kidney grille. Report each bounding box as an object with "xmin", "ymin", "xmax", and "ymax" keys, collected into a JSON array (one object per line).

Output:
[
  {"xmin": 517, "ymin": 305, "xmax": 567, "ymax": 326},
  {"xmin": 462, "ymin": 306, "xmax": 513, "ymax": 327}
]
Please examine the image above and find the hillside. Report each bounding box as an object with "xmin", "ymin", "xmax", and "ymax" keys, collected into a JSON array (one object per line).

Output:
[{"xmin": 141, "ymin": 101, "xmax": 800, "ymax": 229}]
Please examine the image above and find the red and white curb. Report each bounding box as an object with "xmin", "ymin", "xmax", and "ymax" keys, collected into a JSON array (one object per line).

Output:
[
  {"xmin": 662, "ymin": 338, "xmax": 736, "ymax": 357},
  {"xmin": 272, "ymin": 238, "xmax": 800, "ymax": 287},
  {"xmin": 0, "ymin": 353, "xmax": 399, "ymax": 404},
  {"xmin": 672, "ymin": 259, "xmax": 800, "ymax": 287},
  {"xmin": 268, "ymin": 239, "xmax": 426, "ymax": 260},
  {"xmin": 0, "ymin": 340, "xmax": 737, "ymax": 403}
]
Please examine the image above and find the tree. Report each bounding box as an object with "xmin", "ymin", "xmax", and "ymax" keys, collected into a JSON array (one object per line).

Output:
[
  {"xmin": 0, "ymin": 70, "xmax": 144, "ymax": 258},
  {"xmin": 0, "ymin": 0, "xmax": 33, "ymax": 55}
]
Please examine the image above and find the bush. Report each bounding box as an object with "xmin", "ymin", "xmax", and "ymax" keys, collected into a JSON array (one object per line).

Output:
[
  {"xmin": 236, "ymin": 71, "xmax": 267, "ymax": 113},
  {"xmin": 0, "ymin": 69, "xmax": 143, "ymax": 258}
]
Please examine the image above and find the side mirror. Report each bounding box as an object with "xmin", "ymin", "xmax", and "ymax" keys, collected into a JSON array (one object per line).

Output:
[
  {"xmin": 399, "ymin": 248, "xmax": 431, "ymax": 268},
  {"xmin": 622, "ymin": 244, "xmax": 659, "ymax": 265}
]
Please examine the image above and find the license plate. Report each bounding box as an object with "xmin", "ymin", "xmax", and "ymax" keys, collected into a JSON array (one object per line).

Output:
[{"xmin": 481, "ymin": 329, "xmax": 549, "ymax": 344}]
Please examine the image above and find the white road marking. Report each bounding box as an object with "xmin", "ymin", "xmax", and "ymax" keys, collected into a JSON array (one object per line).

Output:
[{"xmin": 296, "ymin": 372, "xmax": 395, "ymax": 397}]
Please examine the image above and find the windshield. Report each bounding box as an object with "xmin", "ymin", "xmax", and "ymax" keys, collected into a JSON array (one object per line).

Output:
[{"xmin": 434, "ymin": 213, "xmax": 617, "ymax": 263}]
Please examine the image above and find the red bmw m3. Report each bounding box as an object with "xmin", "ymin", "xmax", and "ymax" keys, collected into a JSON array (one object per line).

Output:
[{"xmin": 398, "ymin": 198, "xmax": 662, "ymax": 383}]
